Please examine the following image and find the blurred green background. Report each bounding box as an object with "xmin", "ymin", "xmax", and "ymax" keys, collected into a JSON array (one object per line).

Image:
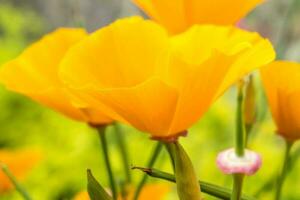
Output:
[{"xmin": 0, "ymin": 0, "xmax": 300, "ymax": 199}]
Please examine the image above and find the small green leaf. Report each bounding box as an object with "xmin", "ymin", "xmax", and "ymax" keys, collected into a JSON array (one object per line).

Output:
[{"xmin": 87, "ymin": 169, "xmax": 113, "ymax": 200}]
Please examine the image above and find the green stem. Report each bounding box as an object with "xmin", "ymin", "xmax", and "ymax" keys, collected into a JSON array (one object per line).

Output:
[
  {"xmin": 231, "ymin": 174, "xmax": 245, "ymax": 200},
  {"xmin": 114, "ymin": 123, "xmax": 131, "ymax": 184},
  {"xmin": 132, "ymin": 167, "xmax": 257, "ymax": 200},
  {"xmin": 236, "ymin": 83, "xmax": 245, "ymax": 156},
  {"xmin": 0, "ymin": 164, "xmax": 32, "ymax": 200},
  {"xmin": 231, "ymin": 83, "xmax": 246, "ymax": 200},
  {"xmin": 275, "ymin": 140, "xmax": 293, "ymax": 200},
  {"xmin": 133, "ymin": 142, "xmax": 163, "ymax": 200},
  {"xmin": 97, "ymin": 126, "xmax": 117, "ymax": 200},
  {"xmin": 166, "ymin": 141, "xmax": 202, "ymax": 200}
]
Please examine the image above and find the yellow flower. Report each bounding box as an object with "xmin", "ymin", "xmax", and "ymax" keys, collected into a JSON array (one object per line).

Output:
[
  {"xmin": 73, "ymin": 184, "xmax": 170, "ymax": 200},
  {"xmin": 60, "ymin": 16, "xmax": 275, "ymax": 140},
  {"xmin": 261, "ymin": 61, "xmax": 300, "ymax": 141},
  {"xmin": 133, "ymin": 0, "xmax": 264, "ymax": 34},
  {"xmin": 0, "ymin": 28, "xmax": 113, "ymax": 125},
  {"xmin": 0, "ymin": 149, "xmax": 41, "ymax": 193}
]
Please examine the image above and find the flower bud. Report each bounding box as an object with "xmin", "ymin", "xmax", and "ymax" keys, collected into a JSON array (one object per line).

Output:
[{"xmin": 244, "ymin": 75, "xmax": 256, "ymax": 127}]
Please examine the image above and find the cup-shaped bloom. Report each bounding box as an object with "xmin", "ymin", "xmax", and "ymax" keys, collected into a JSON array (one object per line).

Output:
[
  {"xmin": 60, "ymin": 17, "xmax": 275, "ymax": 140},
  {"xmin": 0, "ymin": 28, "xmax": 113, "ymax": 125},
  {"xmin": 0, "ymin": 149, "xmax": 41, "ymax": 193},
  {"xmin": 133, "ymin": 0, "xmax": 264, "ymax": 34},
  {"xmin": 261, "ymin": 61, "xmax": 300, "ymax": 141}
]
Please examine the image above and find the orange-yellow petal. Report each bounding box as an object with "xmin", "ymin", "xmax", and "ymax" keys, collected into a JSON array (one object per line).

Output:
[
  {"xmin": 60, "ymin": 16, "xmax": 169, "ymax": 89},
  {"xmin": 261, "ymin": 61, "xmax": 300, "ymax": 141},
  {"xmin": 0, "ymin": 28, "xmax": 87, "ymax": 120},
  {"xmin": 133, "ymin": 0, "xmax": 264, "ymax": 34},
  {"xmin": 166, "ymin": 50, "xmax": 239, "ymax": 135},
  {"xmin": 60, "ymin": 17, "xmax": 172, "ymax": 132},
  {"xmin": 133, "ymin": 0, "xmax": 187, "ymax": 34},
  {"xmin": 0, "ymin": 28, "xmax": 87, "ymax": 92},
  {"xmin": 169, "ymin": 25, "xmax": 275, "ymax": 98},
  {"xmin": 78, "ymin": 78, "xmax": 178, "ymax": 137},
  {"xmin": 0, "ymin": 28, "xmax": 112, "ymax": 124},
  {"xmin": 165, "ymin": 25, "xmax": 275, "ymax": 135}
]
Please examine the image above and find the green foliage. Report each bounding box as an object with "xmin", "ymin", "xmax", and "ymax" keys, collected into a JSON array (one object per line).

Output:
[{"xmin": 87, "ymin": 169, "xmax": 113, "ymax": 200}]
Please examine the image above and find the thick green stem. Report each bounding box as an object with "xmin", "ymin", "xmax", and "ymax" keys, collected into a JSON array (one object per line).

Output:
[
  {"xmin": 132, "ymin": 167, "xmax": 257, "ymax": 200},
  {"xmin": 114, "ymin": 123, "xmax": 131, "ymax": 184},
  {"xmin": 133, "ymin": 142, "xmax": 163, "ymax": 200},
  {"xmin": 231, "ymin": 174, "xmax": 244, "ymax": 200},
  {"xmin": 97, "ymin": 126, "xmax": 117, "ymax": 200},
  {"xmin": 166, "ymin": 141, "xmax": 202, "ymax": 200},
  {"xmin": 0, "ymin": 164, "xmax": 32, "ymax": 200},
  {"xmin": 275, "ymin": 140, "xmax": 293, "ymax": 200}
]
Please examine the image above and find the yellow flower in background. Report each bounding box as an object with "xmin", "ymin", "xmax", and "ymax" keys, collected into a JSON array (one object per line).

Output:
[
  {"xmin": 60, "ymin": 16, "xmax": 275, "ymax": 140},
  {"xmin": 133, "ymin": 0, "xmax": 264, "ymax": 34},
  {"xmin": 73, "ymin": 184, "xmax": 170, "ymax": 200},
  {"xmin": 124, "ymin": 184, "xmax": 169, "ymax": 200},
  {"xmin": 0, "ymin": 28, "xmax": 113, "ymax": 125},
  {"xmin": 261, "ymin": 61, "xmax": 300, "ymax": 141},
  {"xmin": 0, "ymin": 149, "xmax": 41, "ymax": 193}
]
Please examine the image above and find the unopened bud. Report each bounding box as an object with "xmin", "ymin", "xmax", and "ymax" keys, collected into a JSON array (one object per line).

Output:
[{"xmin": 244, "ymin": 75, "xmax": 256, "ymax": 126}]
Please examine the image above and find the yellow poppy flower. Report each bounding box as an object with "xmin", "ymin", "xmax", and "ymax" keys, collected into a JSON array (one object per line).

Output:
[
  {"xmin": 60, "ymin": 16, "xmax": 275, "ymax": 140},
  {"xmin": 261, "ymin": 61, "xmax": 300, "ymax": 141},
  {"xmin": 133, "ymin": 0, "xmax": 264, "ymax": 34},
  {"xmin": 73, "ymin": 184, "xmax": 170, "ymax": 200},
  {"xmin": 0, "ymin": 149, "xmax": 41, "ymax": 193},
  {"xmin": 0, "ymin": 28, "xmax": 113, "ymax": 125}
]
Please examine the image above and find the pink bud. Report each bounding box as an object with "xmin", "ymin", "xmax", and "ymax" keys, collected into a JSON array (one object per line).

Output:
[{"xmin": 216, "ymin": 148, "xmax": 262, "ymax": 176}]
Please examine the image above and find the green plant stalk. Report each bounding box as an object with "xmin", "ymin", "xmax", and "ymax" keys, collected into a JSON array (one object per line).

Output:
[
  {"xmin": 114, "ymin": 123, "xmax": 131, "ymax": 184},
  {"xmin": 231, "ymin": 174, "xmax": 245, "ymax": 200},
  {"xmin": 166, "ymin": 141, "xmax": 202, "ymax": 200},
  {"xmin": 232, "ymin": 83, "xmax": 246, "ymax": 200},
  {"xmin": 132, "ymin": 167, "xmax": 257, "ymax": 200},
  {"xmin": 275, "ymin": 140, "xmax": 293, "ymax": 200},
  {"xmin": 236, "ymin": 83, "xmax": 245, "ymax": 157},
  {"xmin": 97, "ymin": 126, "xmax": 117, "ymax": 200},
  {"xmin": 133, "ymin": 142, "xmax": 163, "ymax": 200},
  {"xmin": 0, "ymin": 164, "xmax": 32, "ymax": 200}
]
